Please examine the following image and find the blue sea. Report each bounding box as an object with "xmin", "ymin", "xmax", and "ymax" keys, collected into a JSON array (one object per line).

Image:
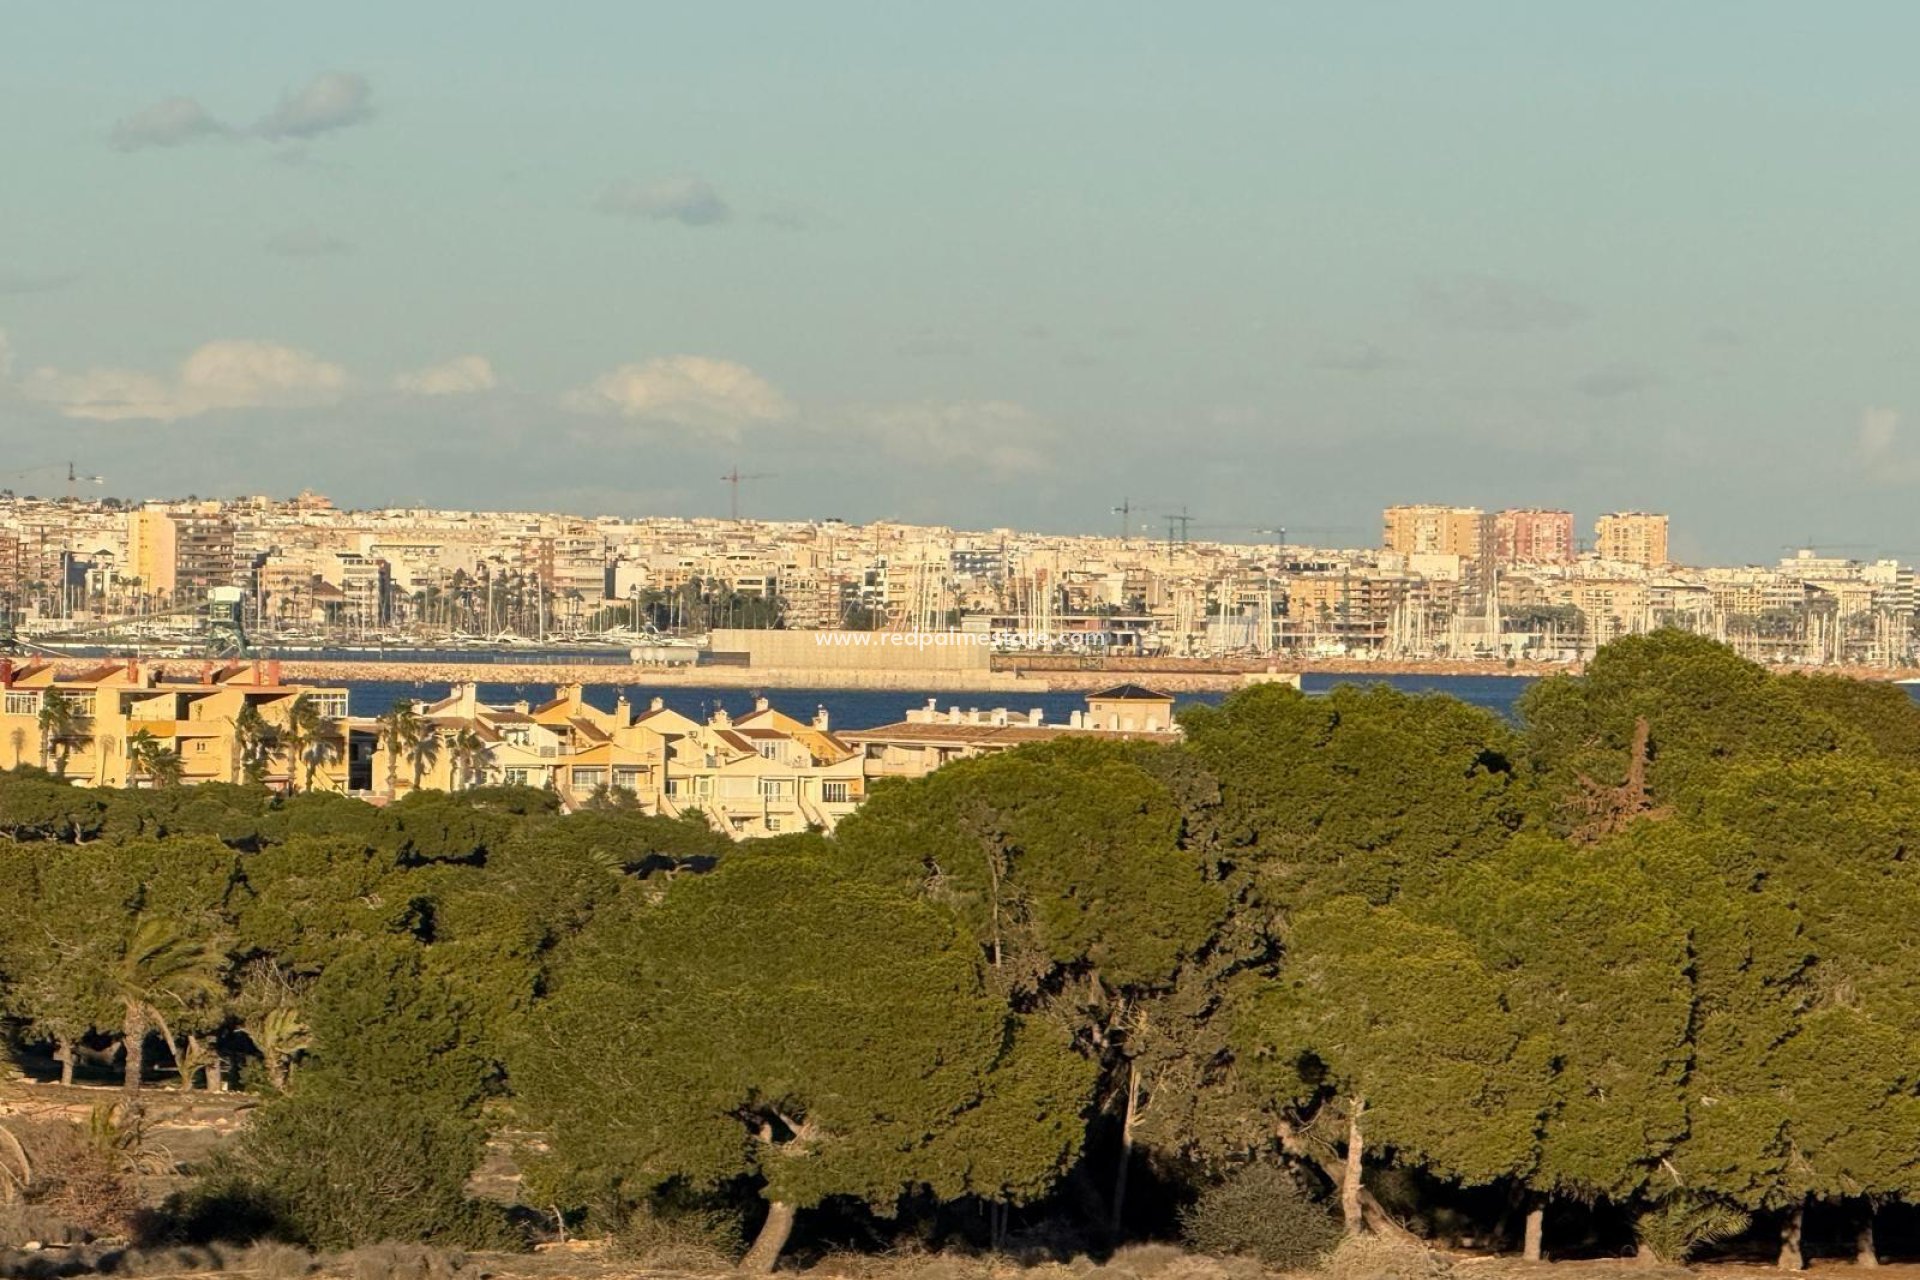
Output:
[{"xmin": 330, "ymin": 672, "xmax": 1545, "ymax": 728}]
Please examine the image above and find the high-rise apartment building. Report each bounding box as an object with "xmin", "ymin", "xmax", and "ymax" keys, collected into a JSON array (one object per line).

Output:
[
  {"xmin": 1381, "ymin": 505, "xmax": 1496, "ymax": 561},
  {"xmin": 126, "ymin": 505, "xmax": 241, "ymax": 601},
  {"xmin": 1594, "ymin": 511, "xmax": 1670, "ymax": 568},
  {"xmin": 1494, "ymin": 508, "xmax": 1575, "ymax": 566}
]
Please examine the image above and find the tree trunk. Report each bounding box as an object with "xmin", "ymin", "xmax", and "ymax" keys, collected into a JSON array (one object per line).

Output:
[
  {"xmin": 741, "ymin": 1200, "xmax": 796, "ymax": 1273},
  {"xmin": 55, "ymin": 1036, "xmax": 74, "ymax": 1087},
  {"xmin": 1341, "ymin": 1097, "xmax": 1366, "ymax": 1235},
  {"xmin": 1778, "ymin": 1200, "xmax": 1805, "ymax": 1272},
  {"xmin": 1276, "ymin": 1114, "xmax": 1417, "ymax": 1245},
  {"xmin": 1523, "ymin": 1203, "xmax": 1545, "ymax": 1262},
  {"xmin": 122, "ymin": 1007, "xmax": 147, "ymax": 1094},
  {"xmin": 1109, "ymin": 1058, "xmax": 1139, "ymax": 1237},
  {"xmin": 1858, "ymin": 1211, "xmax": 1878, "ymax": 1268}
]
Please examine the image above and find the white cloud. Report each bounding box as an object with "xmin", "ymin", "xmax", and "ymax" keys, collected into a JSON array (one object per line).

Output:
[
  {"xmin": 844, "ymin": 400, "xmax": 1052, "ymax": 476},
  {"xmin": 20, "ymin": 340, "xmax": 348, "ymax": 422},
  {"xmin": 395, "ymin": 355, "xmax": 497, "ymax": 396},
  {"xmin": 109, "ymin": 97, "xmax": 228, "ymax": 152},
  {"xmin": 596, "ymin": 175, "xmax": 731, "ymax": 226},
  {"xmin": 566, "ymin": 355, "xmax": 790, "ymax": 436},
  {"xmin": 257, "ymin": 72, "xmax": 374, "ymax": 141},
  {"xmin": 1860, "ymin": 406, "xmax": 1900, "ymax": 460}
]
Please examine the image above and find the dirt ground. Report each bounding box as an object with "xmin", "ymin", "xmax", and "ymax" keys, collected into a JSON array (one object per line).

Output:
[{"xmin": 3, "ymin": 1078, "xmax": 1915, "ymax": 1280}]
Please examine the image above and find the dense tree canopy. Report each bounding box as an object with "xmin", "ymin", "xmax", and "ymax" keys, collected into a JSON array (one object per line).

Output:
[{"xmin": 2, "ymin": 632, "xmax": 1919, "ymax": 1270}]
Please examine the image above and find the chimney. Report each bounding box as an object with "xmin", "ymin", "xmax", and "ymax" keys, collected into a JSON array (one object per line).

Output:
[
  {"xmin": 925, "ymin": 697, "xmax": 938, "ymax": 712},
  {"xmin": 947, "ymin": 706, "xmax": 960, "ymax": 724},
  {"xmin": 1029, "ymin": 707, "xmax": 1044, "ymax": 726},
  {"xmin": 615, "ymin": 694, "xmax": 632, "ymax": 724},
  {"xmin": 267, "ymin": 659, "xmax": 282, "ymax": 686},
  {"xmin": 755, "ymin": 696, "xmax": 770, "ymax": 713},
  {"xmin": 514, "ymin": 700, "xmax": 529, "ymax": 714},
  {"xmin": 0, "ymin": 659, "xmax": 12, "ymax": 688},
  {"xmin": 1070, "ymin": 710, "xmax": 1085, "ymax": 729},
  {"xmin": 991, "ymin": 708, "xmax": 1007, "ymax": 726},
  {"xmin": 650, "ymin": 696, "xmax": 665, "ymax": 712},
  {"xmin": 813, "ymin": 705, "xmax": 830, "ymax": 731},
  {"xmin": 713, "ymin": 707, "xmax": 731, "ymax": 727}
]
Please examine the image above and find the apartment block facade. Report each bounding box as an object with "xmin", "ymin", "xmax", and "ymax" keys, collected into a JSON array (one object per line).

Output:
[
  {"xmin": 1594, "ymin": 512, "xmax": 1671, "ymax": 568},
  {"xmin": 1494, "ymin": 508, "xmax": 1576, "ymax": 566}
]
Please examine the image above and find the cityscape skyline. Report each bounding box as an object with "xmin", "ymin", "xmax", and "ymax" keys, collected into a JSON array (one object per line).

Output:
[{"xmin": 10, "ymin": 5, "xmax": 1920, "ymax": 561}]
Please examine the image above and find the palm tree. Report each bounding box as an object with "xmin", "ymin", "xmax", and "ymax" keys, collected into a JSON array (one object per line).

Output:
[
  {"xmin": 112, "ymin": 916, "xmax": 225, "ymax": 1097},
  {"xmin": 279, "ymin": 694, "xmax": 327, "ymax": 793},
  {"xmin": 302, "ymin": 719, "xmax": 343, "ymax": 793},
  {"xmin": 232, "ymin": 960, "xmax": 312, "ymax": 1090},
  {"xmin": 448, "ymin": 727, "xmax": 488, "ymax": 791},
  {"xmin": 232, "ymin": 702, "xmax": 270, "ymax": 786},
  {"xmin": 406, "ymin": 726, "xmax": 441, "ymax": 792},
  {"xmin": 147, "ymin": 747, "xmax": 184, "ymax": 788},
  {"xmin": 376, "ymin": 698, "xmax": 422, "ymax": 795},
  {"xmin": 37, "ymin": 690, "xmax": 83, "ymax": 777},
  {"xmin": 126, "ymin": 728, "xmax": 159, "ymax": 787},
  {"xmin": 241, "ymin": 1004, "xmax": 312, "ymax": 1091}
]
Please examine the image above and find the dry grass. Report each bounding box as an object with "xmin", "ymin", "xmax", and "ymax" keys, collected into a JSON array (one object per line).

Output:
[
  {"xmin": 333, "ymin": 1243, "xmax": 475, "ymax": 1280},
  {"xmin": 1318, "ymin": 1235, "xmax": 1451, "ymax": 1280},
  {"xmin": 231, "ymin": 1241, "xmax": 318, "ymax": 1280}
]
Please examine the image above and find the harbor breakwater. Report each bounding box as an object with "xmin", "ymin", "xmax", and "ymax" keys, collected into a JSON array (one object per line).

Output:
[{"xmin": 35, "ymin": 653, "xmax": 1914, "ymax": 695}]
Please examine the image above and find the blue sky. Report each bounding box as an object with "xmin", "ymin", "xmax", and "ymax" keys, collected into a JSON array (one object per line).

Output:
[{"xmin": 4, "ymin": 3, "xmax": 1919, "ymax": 562}]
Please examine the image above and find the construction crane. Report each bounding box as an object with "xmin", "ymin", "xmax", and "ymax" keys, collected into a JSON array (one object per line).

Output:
[
  {"xmin": 1112, "ymin": 498, "xmax": 1134, "ymax": 543},
  {"xmin": 1156, "ymin": 506, "xmax": 1195, "ymax": 555},
  {"xmin": 720, "ymin": 468, "xmax": 773, "ymax": 521},
  {"xmin": 4, "ymin": 460, "xmax": 104, "ymax": 494}
]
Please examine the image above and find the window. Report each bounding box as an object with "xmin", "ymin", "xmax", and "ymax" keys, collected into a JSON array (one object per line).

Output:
[
  {"xmin": 4, "ymin": 692, "xmax": 39, "ymax": 716},
  {"xmin": 665, "ymin": 778, "xmax": 685, "ymax": 799},
  {"xmin": 502, "ymin": 726, "xmax": 532, "ymax": 746},
  {"xmin": 572, "ymin": 767, "xmax": 608, "ymax": 789},
  {"xmin": 758, "ymin": 777, "xmax": 792, "ymax": 800},
  {"xmin": 504, "ymin": 767, "xmax": 531, "ymax": 786},
  {"xmin": 756, "ymin": 740, "xmax": 780, "ymax": 759},
  {"xmin": 307, "ymin": 693, "xmax": 348, "ymax": 719},
  {"xmin": 613, "ymin": 767, "xmax": 642, "ymax": 790},
  {"xmin": 766, "ymin": 816, "xmax": 782, "ymax": 832},
  {"xmin": 823, "ymin": 780, "xmax": 851, "ymax": 804}
]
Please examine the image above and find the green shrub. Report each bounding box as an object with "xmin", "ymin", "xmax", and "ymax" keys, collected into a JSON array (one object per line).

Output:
[
  {"xmin": 1634, "ymin": 1194, "xmax": 1750, "ymax": 1264},
  {"xmin": 1178, "ymin": 1163, "xmax": 1340, "ymax": 1268},
  {"xmin": 207, "ymin": 1087, "xmax": 509, "ymax": 1251}
]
